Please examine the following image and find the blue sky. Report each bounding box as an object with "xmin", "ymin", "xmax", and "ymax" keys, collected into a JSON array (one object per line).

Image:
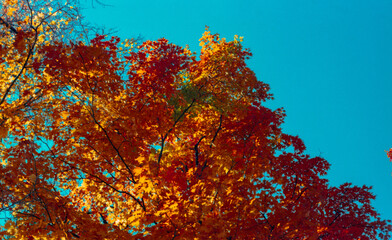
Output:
[{"xmin": 82, "ymin": 0, "xmax": 392, "ymax": 221}]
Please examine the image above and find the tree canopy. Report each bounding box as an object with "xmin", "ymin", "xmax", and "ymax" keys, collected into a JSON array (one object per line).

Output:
[{"xmin": 1, "ymin": 0, "xmax": 391, "ymax": 239}]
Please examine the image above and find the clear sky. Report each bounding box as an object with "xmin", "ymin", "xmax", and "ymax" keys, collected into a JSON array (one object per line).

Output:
[{"xmin": 82, "ymin": 0, "xmax": 392, "ymax": 221}]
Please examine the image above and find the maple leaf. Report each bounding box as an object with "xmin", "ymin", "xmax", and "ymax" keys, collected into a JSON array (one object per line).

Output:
[{"xmin": 0, "ymin": 1, "xmax": 391, "ymax": 240}]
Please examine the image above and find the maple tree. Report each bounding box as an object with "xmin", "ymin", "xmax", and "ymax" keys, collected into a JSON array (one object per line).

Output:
[{"xmin": 1, "ymin": 1, "xmax": 392, "ymax": 239}]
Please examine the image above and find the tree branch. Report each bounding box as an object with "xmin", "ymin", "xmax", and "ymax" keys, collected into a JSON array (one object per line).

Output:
[
  {"xmin": 194, "ymin": 136, "xmax": 205, "ymax": 167},
  {"xmin": 0, "ymin": 16, "xmax": 18, "ymax": 34},
  {"xmin": 0, "ymin": 28, "xmax": 38, "ymax": 106},
  {"xmin": 157, "ymin": 98, "xmax": 196, "ymax": 166}
]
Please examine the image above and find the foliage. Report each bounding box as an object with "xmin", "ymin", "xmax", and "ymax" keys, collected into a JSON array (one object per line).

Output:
[{"xmin": 1, "ymin": 1, "xmax": 391, "ymax": 239}]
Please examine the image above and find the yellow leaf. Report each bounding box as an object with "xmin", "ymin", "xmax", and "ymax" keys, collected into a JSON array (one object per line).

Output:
[
  {"xmin": 60, "ymin": 111, "xmax": 70, "ymax": 119},
  {"xmin": 134, "ymin": 167, "xmax": 143, "ymax": 175}
]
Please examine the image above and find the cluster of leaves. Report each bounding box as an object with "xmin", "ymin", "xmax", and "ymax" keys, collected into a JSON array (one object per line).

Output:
[{"xmin": 1, "ymin": 1, "xmax": 391, "ymax": 239}]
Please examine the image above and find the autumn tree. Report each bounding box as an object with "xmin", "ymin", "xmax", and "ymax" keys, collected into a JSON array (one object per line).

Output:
[{"xmin": 1, "ymin": 1, "xmax": 392, "ymax": 239}]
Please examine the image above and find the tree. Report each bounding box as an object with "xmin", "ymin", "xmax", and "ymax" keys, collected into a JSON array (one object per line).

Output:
[{"xmin": 1, "ymin": 1, "xmax": 391, "ymax": 239}]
